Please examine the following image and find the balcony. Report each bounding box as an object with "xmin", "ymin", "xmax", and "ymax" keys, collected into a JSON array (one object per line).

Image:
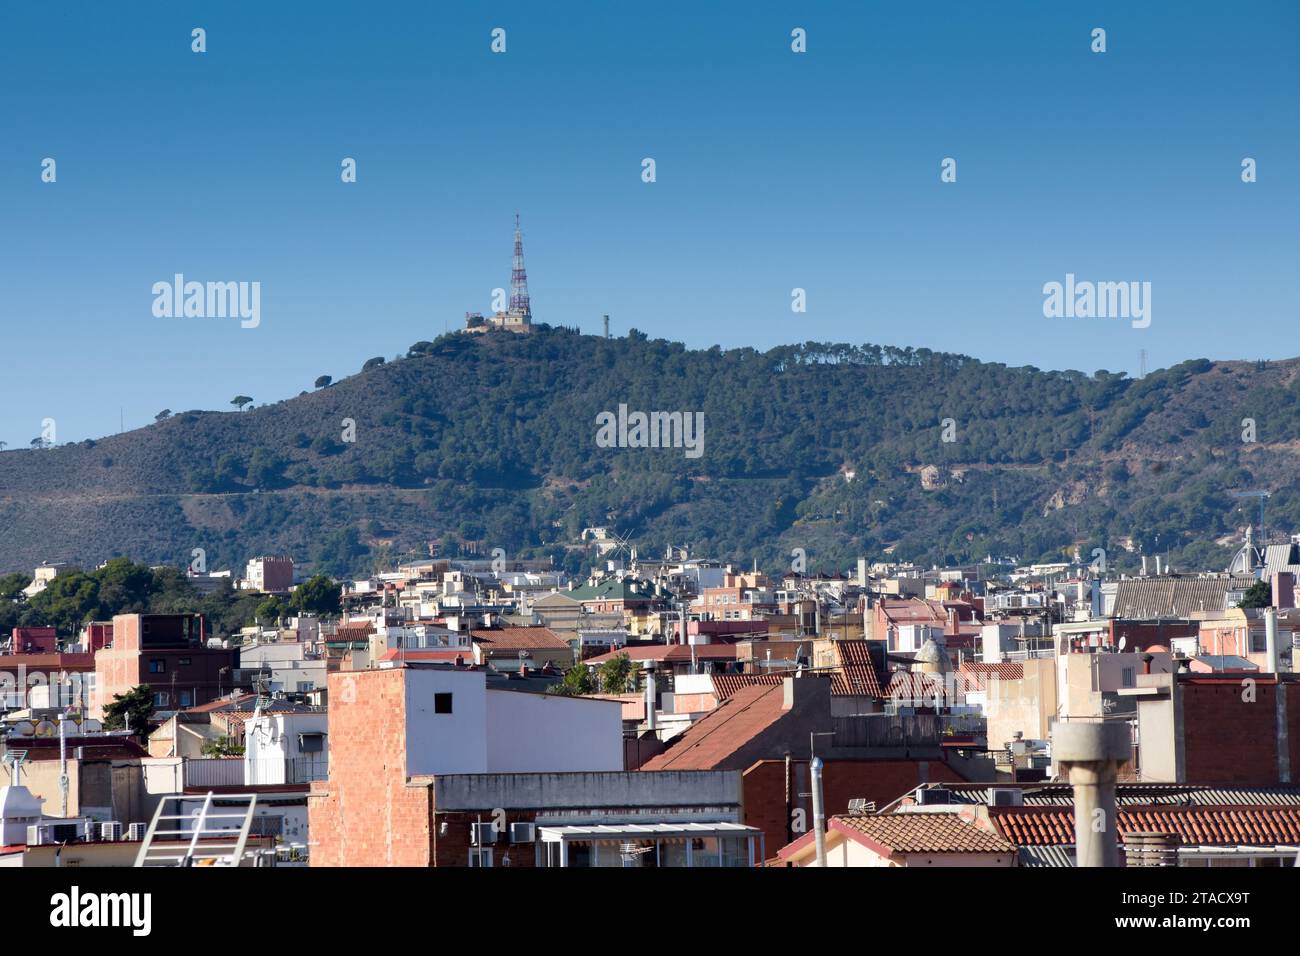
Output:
[
  {"xmin": 245, "ymin": 754, "xmax": 328, "ymax": 786},
  {"xmin": 182, "ymin": 755, "xmax": 328, "ymax": 788}
]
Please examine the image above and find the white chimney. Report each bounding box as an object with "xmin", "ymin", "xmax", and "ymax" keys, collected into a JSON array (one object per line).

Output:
[
  {"xmin": 1265, "ymin": 608, "xmax": 1279, "ymax": 674},
  {"xmin": 643, "ymin": 662, "xmax": 657, "ymax": 732}
]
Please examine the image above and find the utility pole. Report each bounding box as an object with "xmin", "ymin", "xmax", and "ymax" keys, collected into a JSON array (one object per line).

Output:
[{"xmin": 59, "ymin": 711, "xmax": 69, "ymax": 818}]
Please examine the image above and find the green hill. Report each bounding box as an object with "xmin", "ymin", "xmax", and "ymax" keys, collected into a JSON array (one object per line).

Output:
[{"xmin": 2, "ymin": 328, "xmax": 1298, "ymax": 578}]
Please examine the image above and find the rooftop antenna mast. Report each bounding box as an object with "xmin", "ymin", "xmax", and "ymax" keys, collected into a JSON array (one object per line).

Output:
[
  {"xmin": 2, "ymin": 750, "xmax": 28, "ymax": 787},
  {"xmin": 510, "ymin": 212, "xmax": 531, "ymax": 320}
]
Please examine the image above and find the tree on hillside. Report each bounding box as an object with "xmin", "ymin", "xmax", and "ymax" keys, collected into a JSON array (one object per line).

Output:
[
  {"xmin": 256, "ymin": 595, "xmax": 286, "ymax": 622},
  {"xmin": 362, "ymin": 356, "xmax": 385, "ymax": 371},
  {"xmin": 289, "ymin": 574, "xmax": 341, "ymax": 617},
  {"xmin": 155, "ymin": 409, "xmax": 171, "ymax": 422},
  {"xmin": 0, "ymin": 572, "xmax": 31, "ymax": 601},
  {"xmin": 598, "ymin": 652, "xmax": 637, "ymax": 693},
  {"xmin": 231, "ymin": 395, "xmax": 253, "ymax": 411},
  {"xmin": 314, "ymin": 375, "xmax": 332, "ymax": 389},
  {"xmin": 0, "ymin": 441, "xmax": 7, "ymax": 450},
  {"xmin": 103, "ymin": 685, "xmax": 155, "ymax": 732}
]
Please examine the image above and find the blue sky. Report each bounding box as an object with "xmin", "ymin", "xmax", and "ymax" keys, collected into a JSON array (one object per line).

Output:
[{"xmin": 1, "ymin": 1, "xmax": 1297, "ymax": 444}]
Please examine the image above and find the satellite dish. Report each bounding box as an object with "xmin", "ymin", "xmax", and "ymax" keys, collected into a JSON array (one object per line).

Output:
[
  {"xmin": 1117, "ymin": 636, "xmax": 1127, "ymax": 652},
  {"xmin": 33, "ymin": 720, "xmax": 56, "ymax": 737},
  {"xmin": 14, "ymin": 720, "xmax": 35, "ymax": 736}
]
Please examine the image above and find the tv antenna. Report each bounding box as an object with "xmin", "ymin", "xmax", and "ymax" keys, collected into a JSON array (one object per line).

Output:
[{"xmin": 2, "ymin": 750, "xmax": 29, "ymax": 786}]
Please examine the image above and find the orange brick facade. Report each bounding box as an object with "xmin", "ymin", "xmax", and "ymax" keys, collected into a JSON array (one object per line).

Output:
[{"xmin": 308, "ymin": 668, "xmax": 434, "ymax": 866}]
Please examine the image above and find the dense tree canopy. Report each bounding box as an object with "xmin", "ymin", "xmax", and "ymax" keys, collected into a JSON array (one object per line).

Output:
[{"xmin": 3, "ymin": 329, "xmax": 1297, "ymax": 580}]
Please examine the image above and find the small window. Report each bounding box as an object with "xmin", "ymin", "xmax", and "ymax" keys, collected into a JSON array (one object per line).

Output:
[
  {"xmin": 1121, "ymin": 667, "xmax": 1135, "ymax": 688},
  {"xmin": 299, "ymin": 732, "xmax": 325, "ymax": 753},
  {"xmin": 152, "ymin": 692, "xmax": 170, "ymax": 707},
  {"xmin": 149, "ymin": 659, "xmax": 166, "ymax": 674},
  {"xmin": 179, "ymin": 657, "xmax": 192, "ymax": 666},
  {"xmin": 179, "ymin": 690, "xmax": 193, "ymax": 707},
  {"xmin": 434, "ymin": 693, "xmax": 453, "ymax": 714},
  {"xmin": 468, "ymin": 848, "xmax": 493, "ymax": 867}
]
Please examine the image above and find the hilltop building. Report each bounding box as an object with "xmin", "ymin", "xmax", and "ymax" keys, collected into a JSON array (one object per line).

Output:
[{"xmin": 464, "ymin": 214, "xmax": 534, "ymax": 334}]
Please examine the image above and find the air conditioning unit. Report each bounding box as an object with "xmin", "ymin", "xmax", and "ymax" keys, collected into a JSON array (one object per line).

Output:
[
  {"xmin": 470, "ymin": 822, "xmax": 497, "ymax": 846},
  {"xmin": 27, "ymin": 822, "xmax": 83, "ymax": 845},
  {"xmin": 100, "ymin": 822, "xmax": 123, "ymax": 841},
  {"xmin": 126, "ymin": 823, "xmax": 147, "ymax": 841},
  {"xmin": 988, "ymin": 788, "xmax": 1024, "ymax": 807},
  {"xmin": 915, "ymin": 787, "xmax": 952, "ymax": 806},
  {"xmin": 510, "ymin": 822, "xmax": 536, "ymax": 843}
]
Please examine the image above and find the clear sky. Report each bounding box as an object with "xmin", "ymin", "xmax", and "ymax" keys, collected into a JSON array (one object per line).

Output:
[{"xmin": 1, "ymin": 1, "xmax": 1297, "ymax": 445}]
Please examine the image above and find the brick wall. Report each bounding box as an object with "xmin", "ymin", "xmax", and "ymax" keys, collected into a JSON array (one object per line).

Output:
[
  {"xmin": 430, "ymin": 808, "xmax": 543, "ymax": 867},
  {"xmin": 1181, "ymin": 681, "xmax": 1282, "ymax": 784},
  {"xmin": 308, "ymin": 668, "xmax": 434, "ymax": 866},
  {"xmin": 742, "ymin": 758, "xmax": 970, "ymax": 858}
]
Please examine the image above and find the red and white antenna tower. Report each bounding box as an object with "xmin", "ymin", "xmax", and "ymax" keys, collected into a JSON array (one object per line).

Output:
[{"xmin": 510, "ymin": 212, "xmax": 531, "ymax": 319}]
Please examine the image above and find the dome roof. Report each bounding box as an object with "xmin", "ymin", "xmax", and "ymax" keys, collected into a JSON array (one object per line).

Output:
[{"xmin": 914, "ymin": 638, "xmax": 951, "ymax": 671}]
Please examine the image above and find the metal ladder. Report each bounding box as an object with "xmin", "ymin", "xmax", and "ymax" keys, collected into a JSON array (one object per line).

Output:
[{"xmin": 134, "ymin": 792, "xmax": 258, "ymax": 867}]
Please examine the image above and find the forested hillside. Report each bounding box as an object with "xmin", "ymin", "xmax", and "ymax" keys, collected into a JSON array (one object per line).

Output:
[{"xmin": 2, "ymin": 327, "xmax": 1297, "ymax": 578}]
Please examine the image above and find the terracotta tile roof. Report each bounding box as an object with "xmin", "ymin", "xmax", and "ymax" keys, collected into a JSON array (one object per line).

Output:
[
  {"xmin": 183, "ymin": 694, "xmax": 258, "ymax": 714},
  {"xmin": 331, "ymin": 622, "xmax": 375, "ymax": 639},
  {"xmin": 892, "ymin": 782, "xmax": 1300, "ymax": 810},
  {"xmin": 991, "ymin": 805, "xmax": 1300, "ymax": 847},
  {"xmin": 584, "ymin": 644, "xmax": 739, "ymax": 665},
  {"xmin": 711, "ymin": 673, "xmax": 784, "ymax": 702},
  {"xmin": 639, "ymin": 684, "xmax": 786, "ymax": 771},
  {"xmin": 470, "ymin": 626, "xmax": 570, "ymax": 651},
  {"xmin": 832, "ymin": 640, "xmax": 888, "ymax": 698},
  {"xmin": 822, "ymin": 813, "xmax": 1014, "ymax": 855},
  {"xmin": 958, "ymin": 661, "xmax": 1024, "ymax": 682}
]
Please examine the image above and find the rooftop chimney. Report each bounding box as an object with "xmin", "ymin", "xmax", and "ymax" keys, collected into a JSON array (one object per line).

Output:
[
  {"xmin": 810, "ymin": 757, "xmax": 827, "ymax": 867},
  {"xmin": 1273, "ymin": 572, "xmax": 1295, "ymax": 610},
  {"xmin": 1265, "ymin": 608, "xmax": 1280, "ymax": 674},
  {"xmin": 644, "ymin": 661, "xmax": 657, "ymax": 732},
  {"xmin": 1053, "ymin": 722, "xmax": 1130, "ymax": 867}
]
